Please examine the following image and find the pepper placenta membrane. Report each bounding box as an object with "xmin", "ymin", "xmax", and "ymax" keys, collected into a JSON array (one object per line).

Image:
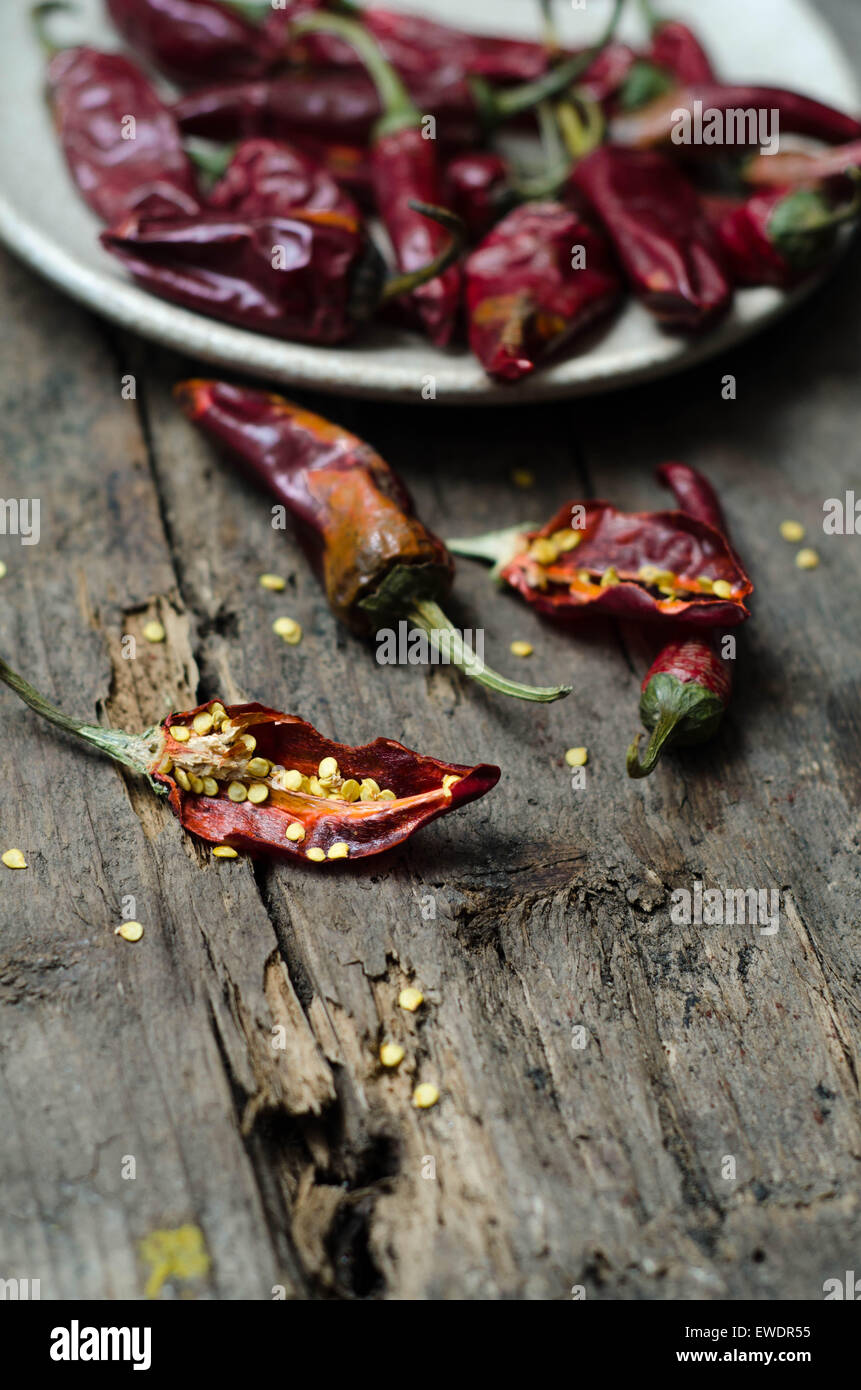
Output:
[
  {"xmin": 626, "ymin": 637, "xmax": 732, "ymax": 778},
  {"xmin": 0, "ymin": 658, "xmax": 499, "ymax": 862},
  {"xmin": 447, "ymin": 463, "xmax": 753, "ymax": 626},
  {"xmin": 176, "ymin": 379, "xmax": 571, "ymax": 704}
]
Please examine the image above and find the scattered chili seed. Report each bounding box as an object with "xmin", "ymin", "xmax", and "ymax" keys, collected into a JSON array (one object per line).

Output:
[
  {"xmin": 510, "ymin": 640, "xmax": 533, "ymax": 658},
  {"xmin": 553, "ymin": 529, "xmax": 582, "ymax": 552},
  {"xmin": 530, "ymin": 537, "xmax": 559, "ymax": 566},
  {"xmin": 796, "ymin": 548, "xmax": 820, "ymax": 570},
  {"xmin": 143, "ymin": 620, "xmax": 166, "ymax": 643},
  {"xmin": 203, "ymin": 777, "xmax": 218, "ymax": 797},
  {"xmin": 285, "ymin": 822, "xmax": 305, "ymax": 842},
  {"xmin": 273, "ymin": 616, "xmax": 302, "ymax": 644},
  {"xmin": 192, "ymin": 711, "xmax": 214, "ymax": 734},
  {"xmin": 115, "ymin": 919, "xmax": 144, "ymax": 940},
  {"xmin": 378, "ymin": 789, "xmax": 396, "ymax": 801},
  {"xmin": 259, "ymin": 573, "xmax": 286, "ymax": 591},
  {"xmin": 318, "ymin": 756, "xmax": 339, "ymax": 781},
  {"xmin": 599, "ymin": 566, "xmax": 620, "ymax": 589},
  {"xmin": 340, "ymin": 778, "xmax": 360, "ymax": 802},
  {"xmin": 283, "ymin": 768, "xmax": 304, "ymax": 791},
  {"xmin": 227, "ymin": 781, "xmax": 247, "ymax": 802},
  {"xmin": 240, "ymin": 733, "xmax": 257, "ymax": 752},
  {"xmin": 246, "ymin": 756, "xmax": 271, "ymax": 778},
  {"xmin": 2, "ymin": 848, "xmax": 27, "ymax": 870},
  {"xmin": 188, "ymin": 773, "xmax": 205, "ymax": 795},
  {"xmin": 413, "ymin": 1083, "xmax": 440, "ymax": 1109},
  {"xmin": 212, "ymin": 845, "xmax": 238, "ymax": 858},
  {"xmin": 171, "ymin": 725, "xmax": 191, "ymax": 742},
  {"xmin": 380, "ymin": 1041, "xmax": 406, "ymax": 1068},
  {"xmin": 328, "ymin": 842, "xmax": 349, "ymax": 859},
  {"xmin": 512, "ymin": 468, "xmax": 535, "ymax": 489},
  {"xmin": 565, "ymin": 747, "xmax": 588, "ymax": 767},
  {"xmin": 175, "ymin": 767, "xmax": 191, "ymax": 791},
  {"xmin": 712, "ymin": 579, "xmax": 733, "ymax": 598},
  {"xmin": 247, "ymin": 782, "xmax": 269, "ymax": 804},
  {"xmin": 780, "ymin": 520, "xmax": 805, "ymax": 542},
  {"xmin": 306, "ymin": 847, "xmax": 326, "ymax": 862},
  {"xmin": 399, "ymin": 987, "xmax": 424, "ymax": 1013}
]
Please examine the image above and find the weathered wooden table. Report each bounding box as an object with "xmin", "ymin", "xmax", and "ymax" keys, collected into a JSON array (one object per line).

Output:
[{"xmin": 2, "ymin": 0, "xmax": 859, "ymax": 1302}]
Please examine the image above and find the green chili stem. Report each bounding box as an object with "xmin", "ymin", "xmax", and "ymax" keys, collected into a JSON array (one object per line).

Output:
[
  {"xmin": 446, "ymin": 523, "xmax": 537, "ymax": 581},
  {"xmin": 32, "ymin": 1, "xmax": 72, "ymax": 58},
  {"xmin": 0, "ymin": 656, "xmax": 160, "ymax": 775},
  {"xmin": 185, "ymin": 140, "xmax": 237, "ymax": 182},
  {"xmin": 291, "ymin": 11, "xmax": 419, "ymax": 138},
  {"xmin": 408, "ymin": 601, "xmax": 571, "ymax": 704},
  {"xmin": 626, "ymin": 712, "xmax": 679, "ymax": 778},
  {"xmin": 638, "ymin": 0, "xmax": 661, "ymax": 33},
  {"xmin": 482, "ymin": 0, "xmax": 626, "ymax": 123},
  {"xmin": 380, "ymin": 202, "xmax": 467, "ymax": 301}
]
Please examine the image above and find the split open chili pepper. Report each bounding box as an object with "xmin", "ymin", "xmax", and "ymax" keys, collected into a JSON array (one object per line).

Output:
[
  {"xmin": 626, "ymin": 636, "xmax": 732, "ymax": 778},
  {"xmin": 0, "ymin": 657, "xmax": 499, "ymax": 862},
  {"xmin": 206, "ymin": 138, "xmax": 360, "ymax": 219},
  {"xmin": 43, "ymin": 44, "xmax": 201, "ymax": 224},
  {"xmin": 105, "ymin": 0, "xmax": 278, "ymax": 86},
  {"xmin": 446, "ymin": 463, "xmax": 753, "ymax": 626},
  {"xmin": 289, "ymin": 12, "xmax": 463, "ymax": 346},
  {"xmin": 175, "ymin": 379, "xmax": 571, "ymax": 704},
  {"xmin": 100, "ymin": 196, "xmax": 463, "ymax": 345},
  {"xmin": 704, "ymin": 183, "xmax": 861, "ymax": 289},
  {"xmin": 610, "ymin": 84, "xmax": 861, "ymax": 151},
  {"xmin": 571, "ymin": 146, "xmax": 732, "ymax": 330},
  {"xmin": 464, "ymin": 201, "xmax": 622, "ymax": 382}
]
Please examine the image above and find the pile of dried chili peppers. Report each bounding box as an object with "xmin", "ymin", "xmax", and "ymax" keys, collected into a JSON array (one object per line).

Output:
[{"xmin": 37, "ymin": 0, "xmax": 861, "ymax": 381}]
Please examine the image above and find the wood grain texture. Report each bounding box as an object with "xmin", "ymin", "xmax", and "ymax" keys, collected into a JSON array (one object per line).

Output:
[{"xmin": 1, "ymin": 0, "xmax": 859, "ymax": 1302}]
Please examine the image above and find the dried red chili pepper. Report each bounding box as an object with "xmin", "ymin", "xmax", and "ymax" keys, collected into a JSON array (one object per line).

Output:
[
  {"xmin": 207, "ymin": 138, "xmax": 360, "ymax": 219},
  {"xmin": 704, "ymin": 184, "xmax": 861, "ymax": 288},
  {"xmin": 444, "ymin": 152, "xmax": 511, "ymax": 242},
  {"xmin": 463, "ymin": 201, "xmax": 621, "ymax": 382},
  {"xmin": 571, "ymin": 146, "xmax": 732, "ymax": 330},
  {"xmin": 744, "ymin": 142, "xmax": 861, "ymax": 189},
  {"xmin": 447, "ymin": 463, "xmax": 753, "ymax": 626},
  {"xmin": 639, "ymin": 0, "xmax": 716, "ymax": 85},
  {"xmin": 611, "ymin": 84, "xmax": 861, "ymax": 151},
  {"xmin": 105, "ymin": 0, "xmax": 277, "ymax": 86},
  {"xmin": 100, "ymin": 197, "xmax": 463, "ymax": 345},
  {"xmin": 175, "ymin": 380, "xmax": 571, "ymax": 704},
  {"xmin": 44, "ymin": 45, "xmax": 200, "ymax": 224},
  {"xmin": 626, "ymin": 636, "xmax": 732, "ymax": 778},
  {"xmin": 0, "ymin": 658, "xmax": 499, "ymax": 862},
  {"xmin": 290, "ymin": 13, "xmax": 462, "ymax": 346}
]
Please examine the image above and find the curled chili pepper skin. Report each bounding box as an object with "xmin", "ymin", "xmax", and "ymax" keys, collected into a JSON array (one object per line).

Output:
[
  {"xmin": 0, "ymin": 658, "xmax": 499, "ymax": 862},
  {"xmin": 176, "ymin": 379, "xmax": 571, "ymax": 705},
  {"xmin": 464, "ymin": 202, "xmax": 622, "ymax": 383},
  {"xmin": 572, "ymin": 147, "xmax": 732, "ymax": 330},
  {"xmin": 46, "ymin": 47, "xmax": 201, "ymax": 224},
  {"xmin": 105, "ymin": 0, "xmax": 277, "ymax": 86},
  {"xmin": 448, "ymin": 464, "xmax": 753, "ymax": 626},
  {"xmin": 207, "ymin": 139, "xmax": 360, "ymax": 220},
  {"xmin": 626, "ymin": 637, "xmax": 732, "ymax": 778},
  {"xmin": 611, "ymin": 84, "xmax": 861, "ymax": 152},
  {"xmin": 444, "ymin": 153, "xmax": 511, "ymax": 243}
]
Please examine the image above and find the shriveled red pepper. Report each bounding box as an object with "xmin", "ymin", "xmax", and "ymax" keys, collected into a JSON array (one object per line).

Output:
[
  {"xmin": 444, "ymin": 152, "xmax": 511, "ymax": 243},
  {"xmin": 704, "ymin": 184, "xmax": 861, "ymax": 289},
  {"xmin": 206, "ymin": 138, "xmax": 359, "ymax": 219},
  {"xmin": 626, "ymin": 636, "xmax": 732, "ymax": 778},
  {"xmin": 44, "ymin": 45, "xmax": 200, "ymax": 224},
  {"xmin": 571, "ymin": 146, "xmax": 732, "ymax": 330},
  {"xmin": 100, "ymin": 197, "xmax": 463, "ymax": 345},
  {"xmin": 105, "ymin": 0, "xmax": 278, "ymax": 86},
  {"xmin": 290, "ymin": 13, "xmax": 462, "ymax": 346},
  {"xmin": 464, "ymin": 201, "xmax": 621, "ymax": 382},
  {"xmin": 447, "ymin": 463, "xmax": 753, "ymax": 626},
  {"xmin": 639, "ymin": 0, "xmax": 716, "ymax": 85},
  {"xmin": 744, "ymin": 142, "xmax": 861, "ymax": 189},
  {"xmin": 0, "ymin": 657, "xmax": 499, "ymax": 863},
  {"xmin": 175, "ymin": 379, "xmax": 571, "ymax": 704},
  {"xmin": 611, "ymin": 84, "xmax": 861, "ymax": 151}
]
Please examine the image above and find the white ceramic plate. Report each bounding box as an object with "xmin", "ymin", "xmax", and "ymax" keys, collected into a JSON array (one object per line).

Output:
[{"xmin": 0, "ymin": 0, "xmax": 857, "ymax": 403}]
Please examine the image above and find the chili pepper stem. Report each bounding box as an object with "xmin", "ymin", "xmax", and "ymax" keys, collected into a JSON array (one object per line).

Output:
[
  {"xmin": 626, "ymin": 715, "xmax": 678, "ymax": 778},
  {"xmin": 408, "ymin": 600, "xmax": 571, "ymax": 703},
  {"xmin": 446, "ymin": 523, "xmax": 538, "ymax": 582},
  {"xmin": 638, "ymin": 0, "xmax": 661, "ymax": 33},
  {"xmin": 380, "ymin": 202, "xmax": 466, "ymax": 301},
  {"xmin": 290, "ymin": 11, "xmax": 419, "ymax": 139},
  {"xmin": 32, "ymin": 1, "xmax": 72, "ymax": 57},
  {"xmin": 0, "ymin": 656, "xmax": 162, "ymax": 778},
  {"xmin": 185, "ymin": 139, "xmax": 237, "ymax": 183}
]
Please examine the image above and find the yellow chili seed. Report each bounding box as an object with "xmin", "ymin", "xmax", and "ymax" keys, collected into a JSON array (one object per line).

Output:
[
  {"xmin": 599, "ymin": 566, "xmax": 620, "ymax": 589},
  {"xmin": 143, "ymin": 620, "xmax": 165, "ymax": 644},
  {"xmin": 212, "ymin": 846, "xmax": 238, "ymax": 859},
  {"xmin": 399, "ymin": 987, "xmax": 424, "ymax": 1013},
  {"xmin": 442, "ymin": 774, "xmax": 460, "ymax": 792},
  {"xmin": 512, "ymin": 467, "xmax": 535, "ymax": 489},
  {"xmin": 575, "ymin": 569, "xmax": 592, "ymax": 585},
  {"xmin": 227, "ymin": 781, "xmax": 247, "ymax": 802},
  {"xmin": 327, "ymin": 842, "xmax": 349, "ymax": 860},
  {"xmin": 796, "ymin": 548, "xmax": 820, "ymax": 570},
  {"xmin": 283, "ymin": 768, "xmax": 304, "ymax": 791},
  {"xmin": 565, "ymin": 747, "xmax": 588, "ymax": 768},
  {"xmin": 413, "ymin": 1083, "xmax": 440, "ymax": 1110},
  {"xmin": 191, "ymin": 712, "xmax": 212, "ymax": 735},
  {"xmin": 171, "ymin": 725, "xmax": 191, "ymax": 743},
  {"xmin": 202, "ymin": 777, "xmax": 218, "ymax": 797},
  {"xmin": 318, "ymin": 756, "xmax": 339, "ymax": 781},
  {"xmin": 259, "ymin": 573, "xmax": 286, "ymax": 591},
  {"xmin": 115, "ymin": 920, "xmax": 144, "ymax": 941},
  {"xmin": 188, "ymin": 774, "xmax": 205, "ymax": 795},
  {"xmin": 308, "ymin": 776, "xmax": 326, "ymax": 798},
  {"xmin": 379, "ymin": 1042, "xmax": 405, "ymax": 1069},
  {"xmin": 712, "ymin": 579, "xmax": 733, "ymax": 598},
  {"xmin": 340, "ymin": 778, "xmax": 360, "ymax": 802},
  {"xmin": 658, "ymin": 585, "xmax": 679, "ymax": 598},
  {"xmin": 697, "ymin": 575, "xmax": 714, "ymax": 592},
  {"xmin": 157, "ymin": 756, "xmax": 173, "ymax": 775},
  {"xmin": 530, "ymin": 537, "xmax": 559, "ymax": 566},
  {"xmin": 510, "ymin": 640, "xmax": 533, "ymax": 658},
  {"xmin": 246, "ymin": 757, "xmax": 271, "ymax": 779},
  {"xmin": 780, "ymin": 520, "xmax": 805, "ymax": 543},
  {"xmin": 2, "ymin": 849, "xmax": 27, "ymax": 870},
  {"xmin": 273, "ymin": 616, "xmax": 302, "ymax": 644},
  {"xmin": 0, "ymin": 561, "xmax": 6, "ymax": 579},
  {"xmin": 247, "ymin": 782, "xmax": 269, "ymax": 804},
  {"xmin": 239, "ymin": 733, "xmax": 257, "ymax": 752},
  {"xmin": 552, "ymin": 529, "xmax": 582, "ymax": 552},
  {"xmin": 285, "ymin": 822, "xmax": 305, "ymax": 842},
  {"xmin": 306, "ymin": 847, "xmax": 326, "ymax": 862},
  {"xmin": 360, "ymin": 777, "xmax": 380, "ymax": 797},
  {"xmin": 210, "ymin": 702, "xmax": 226, "ymax": 720},
  {"xmin": 378, "ymin": 789, "xmax": 396, "ymax": 801},
  {"xmin": 175, "ymin": 768, "xmax": 191, "ymax": 791}
]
